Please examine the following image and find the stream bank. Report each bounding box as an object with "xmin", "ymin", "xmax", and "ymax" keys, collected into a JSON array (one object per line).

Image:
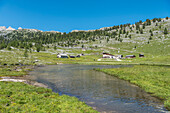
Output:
[{"xmin": 27, "ymin": 64, "xmax": 168, "ymax": 113}]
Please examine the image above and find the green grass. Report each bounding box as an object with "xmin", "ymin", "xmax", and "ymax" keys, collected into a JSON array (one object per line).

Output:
[
  {"xmin": 0, "ymin": 66, "xmax": 27, "ymax": 77},
  {"xmin": 0, "ymin": 50, "xmax": 99, "ymax": 112},
  {"xmin": 95, "ymin": 65, "xmax": 170, "ymax": 110},
  {"xmin": 0, "ymin": 82, "xmax": 97, "ymax": 113},
  {"xmin": 33, "ymin": 51, "xmax": 102, "ymax": 64},
  {"xmin": 0, "ymin": 42, "xmax": 170, "ymax": 67}
]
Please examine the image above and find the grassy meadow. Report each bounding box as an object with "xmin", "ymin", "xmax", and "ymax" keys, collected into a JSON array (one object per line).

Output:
[
  {"xmin": 0, "ymin": 66, "xmax": 27, "ymax": 77},
  {"xmin": 0, "ymin": 82, "xmax": 97, "ymax": 113},
  {"xmin": 95, "ymin": 65, "xmax": 170, "ymax": 110}
]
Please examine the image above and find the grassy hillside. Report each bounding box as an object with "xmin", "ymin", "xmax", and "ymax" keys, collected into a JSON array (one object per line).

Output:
[
  {"xmin": 84, "ymin": 18, "xmax": 170, "ymax": 65},
  {"xmin": 1, "ymin": 17, "xmax": 169, "ymax": 65}
]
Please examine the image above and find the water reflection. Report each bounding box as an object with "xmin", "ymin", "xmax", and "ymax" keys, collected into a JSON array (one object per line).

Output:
[{"xmin": 28, "ymin": 64, "xmax": 168, "ymax": 113}]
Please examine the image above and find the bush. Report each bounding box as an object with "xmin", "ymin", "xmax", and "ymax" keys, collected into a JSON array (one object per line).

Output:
[{"xmin": 7, "ymin": 46, "xmax": 11, "ymax": 50}]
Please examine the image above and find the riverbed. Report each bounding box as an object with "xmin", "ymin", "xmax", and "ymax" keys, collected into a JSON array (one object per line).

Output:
[{"xmin": 27, "ymin": 64, "xmax": 168, "ymax": 113}]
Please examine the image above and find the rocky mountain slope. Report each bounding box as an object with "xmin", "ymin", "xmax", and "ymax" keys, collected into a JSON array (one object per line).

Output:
[{"xmin": 0, "ymin": 17, "xmax": 169, "ymax": 56}]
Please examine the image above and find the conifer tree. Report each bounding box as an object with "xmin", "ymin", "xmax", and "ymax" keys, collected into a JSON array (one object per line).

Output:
[
  {"xmin": 24, "ymin": 48, "xmax": 28, "ymax": 57},
  {"xmin": 153, "ymin": 18, "xmax": 156, "ymax": 23},
  {"xmin": 82, "ymin": 44, "xmax": 84, "ymax": 48},
  {"xmin": 166, "ymin": 17, "xmax": 168, "ymax": 20},
  {"xmin": 143, "ymin": 24, "xmax": 145, "ymax": 29},
  {"xmin": 140, "ymin": 29, "xmax": 143, "ymax": 34},
  {"xmin": 149, "ymin": 36, "xmax": 152, "ymax": 40},
  {"xmin": 7, "ymin": 46, "xmax": 11, "ymax": 50},
  {"xmin": 36, "ymin": 46, "xmax": 41, "ymax": 52},
  {"xmin": 158, "ymin": 18, "xmax": 161, "ymax": 22},
  {"xmin": 155, "ymin": 23, "xmax": 158, "ymax": 26},
  {"xmin": 136, "ymin": 23, "xmax": 140, "ymax": 30},
  {"xmin": 119, "ymin": 30, "xmax": 122, "ymax": 34},
  {"xmin": 107, "ymin": 38, "xmax": 109, "ymax": 43},
  {"xmin": 123, "ymin": 29, "xmax": 126, "ymax": 34},
  {"xmin": 164, "ymin": 28, "xmax": 168, "ymax": 34},
  {"xmin": 146, "ymin": 19, "xmax": 151, "ymax": 25},
  {"xmin": 54, "ymin": 45, "xmax": 57, "ymax": 50}
]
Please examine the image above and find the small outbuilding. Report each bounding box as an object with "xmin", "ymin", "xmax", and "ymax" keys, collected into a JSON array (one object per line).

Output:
[
  {"xmin": 57, "ymin": 54, "xmax": 69, "ymax": 58},
  {"xmin": 103, "ymin": 53, "xmax": 114, "ymax": 58},
  {"xmin": 69, "ymin": 55, "xmax": 76, "ymax": 58},
  {"xmin": 139, "ymin": 54, "xmax": 144, "ymax": 57},
  {"xmin": 125, "ymin": 55, "xmax": 136, "ymax": 58}
]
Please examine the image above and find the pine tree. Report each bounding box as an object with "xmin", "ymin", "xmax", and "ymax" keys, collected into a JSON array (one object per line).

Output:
[
  {"xmin": 146, "ymin": 19, "xmax": 151, "ymax": 25},
  {"xmin": 139, "ymin": 20, "xmax": 142, "ymax": 24},
  {"xmin": 140, "ymin": 29, "xmax": 143, "ymax": 34},
  {"xmin": 24, "ymin": 48, "xmax": 28, "ymax": 57},
  {"xmin": 130, "ymin": 27, "xmax": 133, "ymax": 31},
  {"xmin": 7, "ymin": 46, "xmax": 11, "ymax": 50},
  {"xmin": 136, "ymin": 24, "xmax": 140, "ymax": 30},
  {"xmin": 36, "ymin": 46, "xmax": 41, "ymax": 52},
  {"xmin": 118, "ymin": 38, "xmax": 123, "ymax": 42},
  {"xmin": 153, "ymin": 18, "xmax": 156, "ymax": 23},
  {"xmin": 164, "ymin": 28, "xmax": 168, "ymax": 34},
  {"xmin": 155, "ymin": 23, "xmax": 158, "ymax": 26},
  {"xmin": 126, "ymin": 31, "xmax": 129, "ymax": 35},
  {"xmin": 54, "ymin": 45, "xmax": 57, "ymax": 50},
  {"xmin": 149, "ymin": 30, "xmax": 152, "ymax": 33},
  {"xmin": 143, "ymin": 24, "xmax": 145, "ymax": 29},
  {"xmin": 123, "ymin": 29, "xmax": 126, "ymax": 34},
  {"xmin": 166, "ymin": 17, "xmax": 168, "ymax": 20},
  {"xmin": 158, "ymin": 18, "xmax": 161, "ymax": 22},
  {"xmin": 119, "ymin": 30, "xmax": 122, "ymax": 34},
  {"xmin": 107, "ymin": 38, "xmax": 109, "ymax": 43},
  {"xmin": 149, "ymin": 36, "xmax": 152, "ymax": 40},
  {"xmin": 125, "ymin": 35, "xmax": 127, "ymax": 38}
]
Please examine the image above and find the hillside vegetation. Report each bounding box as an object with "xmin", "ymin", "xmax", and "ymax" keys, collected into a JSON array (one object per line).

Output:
[{"xmin": 0, "ymin": 17, "xmax": 169, "ymax": 66}]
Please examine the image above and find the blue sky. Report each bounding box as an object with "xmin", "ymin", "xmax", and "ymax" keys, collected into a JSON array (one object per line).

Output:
[{"xmin": 0, "ymin": 0, "xmax": 169, "ymax": 32}]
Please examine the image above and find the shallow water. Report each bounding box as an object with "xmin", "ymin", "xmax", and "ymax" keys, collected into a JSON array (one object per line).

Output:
[{"xmin": 28, "ymin": 64, "xmax": 168, "ymax": 113}]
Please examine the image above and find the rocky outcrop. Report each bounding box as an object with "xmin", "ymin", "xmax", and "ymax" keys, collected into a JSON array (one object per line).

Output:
[
  {"xmin": 24, "ymin": 29, "xmax": 43, "ymax": 32},
  {"xmin": 71, "ymin": 29, "xmax": 96, "ymax": 32},
  {"xmin": 18, "ymin": 27, "xmax": 22, "ymax": 30},
  {"xmin": 6, "ymin": 26, "xmax": 16, "ymax": 31},
  {"xmin": 0, "ymin": 26, "xmax": 7, "ymax": 31}
]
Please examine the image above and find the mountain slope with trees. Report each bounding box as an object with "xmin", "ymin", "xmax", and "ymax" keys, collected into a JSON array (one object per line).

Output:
[{"xmin": 0, "ymin": 17, "xmax": 169, "ymax": 53}]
